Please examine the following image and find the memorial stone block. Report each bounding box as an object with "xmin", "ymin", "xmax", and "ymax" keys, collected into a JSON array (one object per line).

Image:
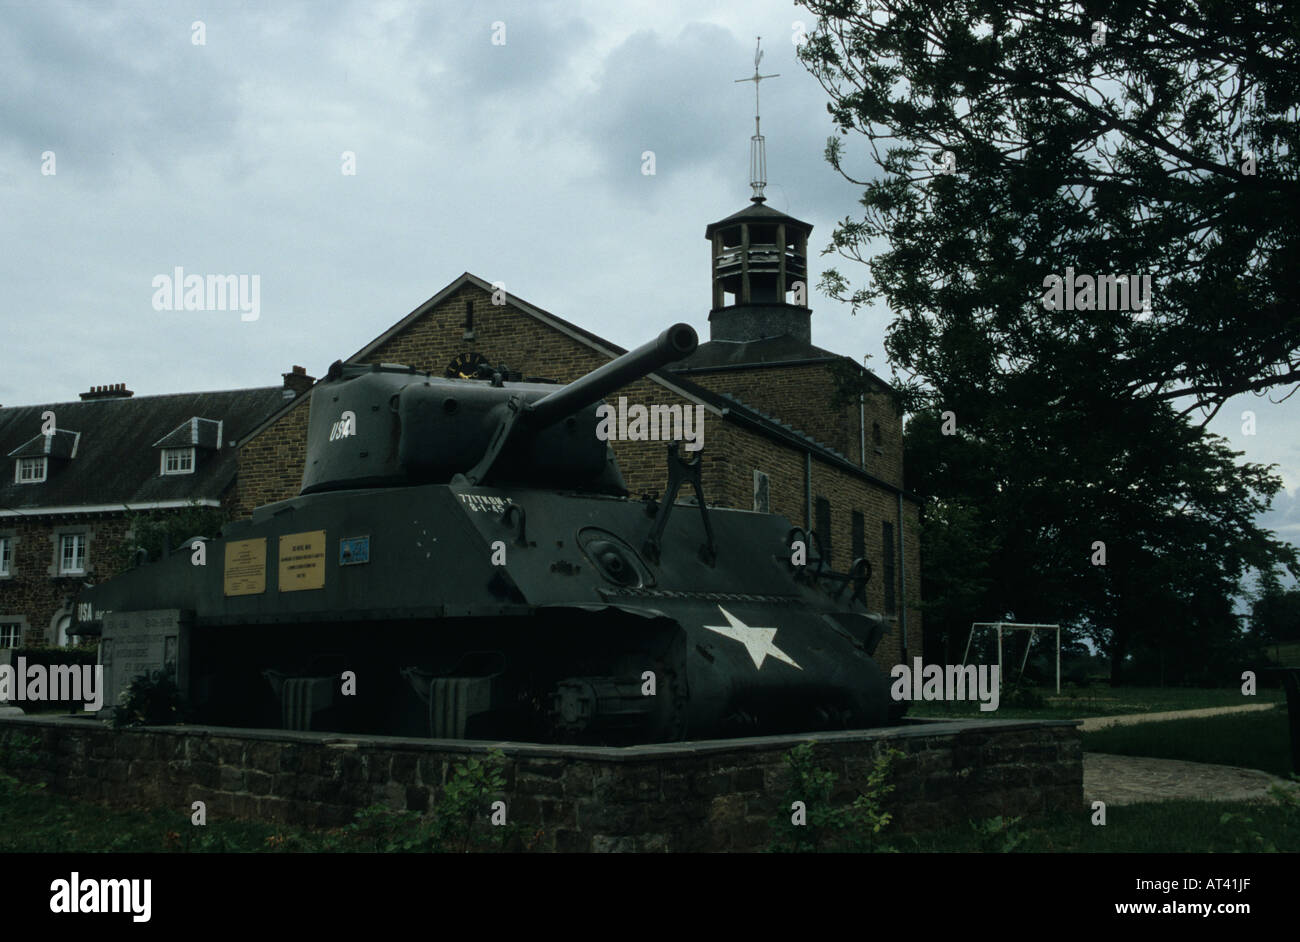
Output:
[{"xmin": 99, "ymin": 609, "xmax": 192, "ymax": 710}]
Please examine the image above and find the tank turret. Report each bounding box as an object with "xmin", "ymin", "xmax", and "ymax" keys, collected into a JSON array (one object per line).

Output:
[{"xmin": 300, "ymin": 323, "xmax": 699, "ymax": 495}]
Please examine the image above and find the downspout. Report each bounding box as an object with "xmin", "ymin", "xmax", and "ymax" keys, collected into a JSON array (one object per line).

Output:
[
  {"xmin": 897, "ymin": 490, "xmax": 908, "ymax": 659},
  {"xmin": 804, "ymin": 451, "xmax": 812, "ymax": 528},
  {"xmin": 859, "ymin": 394, "xmax": 866, "ymax": 468}
]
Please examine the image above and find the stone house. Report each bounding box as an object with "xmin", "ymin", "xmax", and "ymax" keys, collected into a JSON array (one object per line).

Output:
[{"xmin": 0, "ymin": 376, "xmax": 307, "ymax": 647}]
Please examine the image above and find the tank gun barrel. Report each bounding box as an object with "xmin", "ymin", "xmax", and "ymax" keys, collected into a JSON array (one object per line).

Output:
[{"xmin": 526, "ymin": 323, "xmax": 698, "ymax": 429}]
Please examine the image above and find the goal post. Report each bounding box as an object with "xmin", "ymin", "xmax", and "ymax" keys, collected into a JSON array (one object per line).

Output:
[{"xmin": 962, "ymin": 622, "xmax": 1062, "ymax": 693}]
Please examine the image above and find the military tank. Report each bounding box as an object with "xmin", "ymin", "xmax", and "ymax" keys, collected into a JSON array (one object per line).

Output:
[{"xmin": 74, "ymin": 323, "xmax": 897, "ymax": 743}]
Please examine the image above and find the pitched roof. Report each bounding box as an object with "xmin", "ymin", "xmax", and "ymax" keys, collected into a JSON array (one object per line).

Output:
[
  {"xmin": 705, "ymin": 201, "xmax": 814, "ymax": 238},
  {"xmin": 0, "ymin": 389, "xmax": 284, "ymax": 516},
  {"xmin": 236, "ymin": 272, "xmax": 918, "ymax": 502},
  {"xmin": 667, "ymin": 335, "xmax": 894, "ymax": 392},
  {"xmin": 237, "ymin": 272, "xmax": 728, "ymax": 443}
]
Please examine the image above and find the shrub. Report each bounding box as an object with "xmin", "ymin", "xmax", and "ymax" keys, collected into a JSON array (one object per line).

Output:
[
  {"xmin": 769, "ymin": 741, "xmax": 903, "ymax": 853},
  {"xmin": 333, "ymin": 749, "xmax": 533, "ymax": 852},
  {"xmin": 110, "ymin": 671, "xmax": 191, "ymax": 728}
]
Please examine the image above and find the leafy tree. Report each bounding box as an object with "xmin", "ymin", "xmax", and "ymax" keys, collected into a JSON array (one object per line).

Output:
[
  {"xmin": 798, "ymin": 0, "xmax": 1300, "ymax": 419},
  {"xmin": 1252, "ymin": 567, "xmax": 1300, "ymax": 643},
  {"xmin": 797, "ymin": 0, "xmax": 1300, "ymax": 681},
  {"xmin": 905, "ymin": 391, "xmax": 1294, "ymax": 682},
  {"xmin": 111, "ymin": 503, "xmax": 229, "ymax": 574}
]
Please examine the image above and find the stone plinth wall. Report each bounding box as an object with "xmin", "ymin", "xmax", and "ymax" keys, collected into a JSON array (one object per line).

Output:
[{"xmin": 0, "ymin": 717, "xmax": 1081, "ymax": 852}]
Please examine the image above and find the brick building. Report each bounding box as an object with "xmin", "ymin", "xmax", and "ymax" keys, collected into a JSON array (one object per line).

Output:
[
  {"xmin": 0, "ymin": 376, "xmax": 306, "ymax": 647},
  {"xmin": 234, "ymin": 198, "xmax": 922, "ymax": 666}
]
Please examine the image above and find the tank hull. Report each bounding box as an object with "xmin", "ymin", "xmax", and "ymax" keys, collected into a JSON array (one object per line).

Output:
[{"xmin": 77, "ymin": 481, "xmax": 896, "ymax": 743}]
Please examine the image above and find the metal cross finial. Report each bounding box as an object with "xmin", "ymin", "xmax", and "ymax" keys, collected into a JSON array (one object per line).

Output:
[
  {"xmin": 735, "ymin": 36, "xmax": 779, "ymax": 120},
  {"xmin": 735, "ymin": 36, "xmax": 778, "ymax": 202}
]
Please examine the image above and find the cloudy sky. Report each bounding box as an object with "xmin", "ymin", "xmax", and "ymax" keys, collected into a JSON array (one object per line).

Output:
[{"xmin": 1, "ymin": 0, "xmax": 1295, "ymax": 551}]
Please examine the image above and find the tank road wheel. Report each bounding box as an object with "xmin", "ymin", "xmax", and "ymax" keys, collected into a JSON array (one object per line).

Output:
[{"xmin": 537, "ymin": 646, "xmax": 688, "ymax": 746}]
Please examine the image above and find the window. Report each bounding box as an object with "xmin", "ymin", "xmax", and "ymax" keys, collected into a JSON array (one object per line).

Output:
[
  {"xmin": 872, "ymin": 422, "xmax": 883, "ymax": 447},
  {"xmin": 851, "ymin": 511, "xmax": 865, "ymax": 562},
  {"xmin": 59, "ymin": 533, "xmax": 86, "ymax": 575},
  {"xmin": 814, "ymin": 496, "xmax": 832, "ymax": 559},
  {"xmin": 752, "ymin": 470, "xmax": 770, "ymax": 513},
  {"xmin": 0, "ymin": 536, "xmax": 11, "ymax": 576},
  {"xmin": 16, "ymin": 456, "xmax": 47, "ymax": 483},
  {"xmin": 161, "ymin": 446, "xmax": 195, "ymax": 475},
  {"xmin": 0, "ymin": 623, "xmax": 21, "ymax": 648},
  {"xmin": 882, "ymin": 521, "xmax": 896, "ymax": 614}
]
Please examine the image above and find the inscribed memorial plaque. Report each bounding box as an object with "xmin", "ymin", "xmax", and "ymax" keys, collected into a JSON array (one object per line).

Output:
[
  {"xmin": 224, "ymin": 538, "xmax": 267, "ymax": 596},
  {"xmin": 99, "ymin": 609, "xmax": 191, "ymax": 709},
  {"xmin": 279, "ymin": 530, "xmax": 326, "ymax": 591}
]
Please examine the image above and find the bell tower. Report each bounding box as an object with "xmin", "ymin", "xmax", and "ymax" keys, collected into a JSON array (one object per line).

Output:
[{"xmin": 706, "ymin": 38, "xmax": 813, "ymax": 344}]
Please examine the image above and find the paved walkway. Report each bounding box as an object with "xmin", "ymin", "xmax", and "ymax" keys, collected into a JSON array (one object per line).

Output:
[
  {"xmin": 1078, "ymin": 703, "xmax": 1295, "ymax": 805},
  {"xmin": 1083, "ymin": 753, "xmax": 1297, "ymax": 806},
  {"xmin": 1077, "ymin": 703, "xmax": 1277, "ymax": 732}
]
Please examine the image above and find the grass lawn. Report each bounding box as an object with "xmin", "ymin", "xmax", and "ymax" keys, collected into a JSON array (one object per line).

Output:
[
  {"xmin": 898, "ymin": 798, "xmax": 1300, "ymax": 852},
  {"xmin": 1081, "ymin": 705, "xmax": 1295, "ymax": 778},
  {"xmin": 907, "ymin": 684, "xmax": 1283, "ymax": 720}
]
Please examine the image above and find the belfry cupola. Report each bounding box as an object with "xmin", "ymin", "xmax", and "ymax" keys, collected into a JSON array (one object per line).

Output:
[
  {"xmin": 707, "ymin": 203, "xmax": 812, "ymax": 344},
  {"xmin": 705, "ymin": 37, "xmax": 813, "ymax": 345}
]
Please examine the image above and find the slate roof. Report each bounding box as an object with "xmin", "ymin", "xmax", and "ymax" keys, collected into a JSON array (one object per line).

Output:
[
  {"xmin": 0, "ymin": 388, "xmax": 285, "ymax": 515},
  {"xmin": 705, "ymin": 201, "xmax": 813, "ymax": 237},
  {"xmin": 667, "ymin": 335, "xmax": 895, "ymax": 394}
]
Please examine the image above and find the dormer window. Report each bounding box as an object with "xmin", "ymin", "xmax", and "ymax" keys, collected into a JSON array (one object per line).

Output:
[
  {"xmin": 8, "ymin": 428, "xmax": 78, "ymax": 483},
  {"xmin": 16, "ymin": 456, "xmax": 47, "ymax": 483},
  {"xmin": 161, "ymin": 447, "xmax": 196, "ymax": 475},
  {"xmin": 154, "ymin": 417, "xmax": 222, "ymax": 476}
]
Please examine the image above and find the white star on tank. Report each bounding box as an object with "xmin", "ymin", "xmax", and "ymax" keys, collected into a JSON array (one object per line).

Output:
[{"xmin": 701, "ymin": 605, "xmax": 802, "ymax": 671}]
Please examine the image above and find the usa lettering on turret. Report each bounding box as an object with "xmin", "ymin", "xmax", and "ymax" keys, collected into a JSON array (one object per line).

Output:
[
  {"xmin": 329, "ymin": 410, "xmax": 357, "ymax": 441},
  {"xmin": 458, "ymin": 493, "xmax": 511, "ymax": 513}
]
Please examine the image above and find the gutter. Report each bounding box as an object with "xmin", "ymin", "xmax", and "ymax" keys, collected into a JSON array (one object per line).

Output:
[{"xmin": 0, "ymin": 499, "xmax": 223, "ymax": 518}]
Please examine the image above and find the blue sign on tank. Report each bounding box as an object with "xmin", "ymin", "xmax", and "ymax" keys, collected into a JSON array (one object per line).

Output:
[{"xmin": 339, "ymin": 536, "xmax": 370, "ymax": 566}]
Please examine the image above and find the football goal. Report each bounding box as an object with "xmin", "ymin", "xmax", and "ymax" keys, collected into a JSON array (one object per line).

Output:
[{"xmin": 962, "ymin": 622, "xmax": 1062, "ymax": 693}]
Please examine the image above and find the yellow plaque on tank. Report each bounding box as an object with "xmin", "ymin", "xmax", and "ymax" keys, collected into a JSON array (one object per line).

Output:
[
  {"xmin": 224, "ymin": 538, "xmax": 267, "ymax": 596},
  {"xmin": 278, "ymin": 530, "xmax": 326, "ymax": 591}
]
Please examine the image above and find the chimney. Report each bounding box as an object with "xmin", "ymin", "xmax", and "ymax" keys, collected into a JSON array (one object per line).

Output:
[
  {"xmin": 281, "ymin": 365, "xmax": 316, "ymax": 398},
  {"xmin": 79, "ymin": 383, "xmax": 134, "ymax": 401}
]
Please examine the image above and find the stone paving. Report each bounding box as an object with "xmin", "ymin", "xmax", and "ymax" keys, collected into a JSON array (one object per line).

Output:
[
  {"xmin": 1083, "ymin": 753, "xmax": 1297, "ymax": 806},
  {"xmin": 1081, "ymin": 704, "xmax": 1297, "ymax": 806}
]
